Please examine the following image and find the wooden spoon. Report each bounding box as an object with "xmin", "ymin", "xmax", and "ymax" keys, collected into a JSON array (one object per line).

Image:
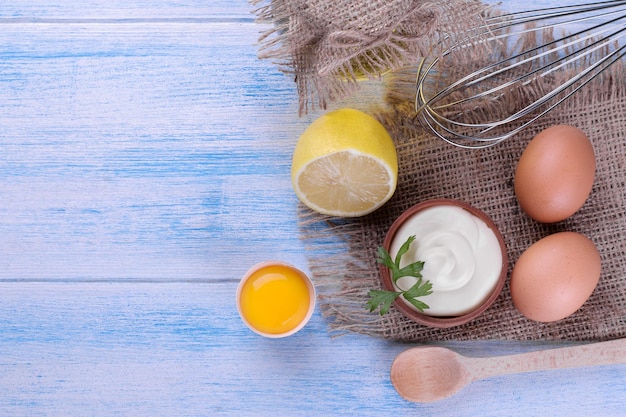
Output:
[{"xmin": 391, "ymin": 338, "xmax": 626, "ymax": 403}]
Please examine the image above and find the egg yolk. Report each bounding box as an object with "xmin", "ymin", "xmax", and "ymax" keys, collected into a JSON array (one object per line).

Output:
[{"xmin": 239, "ymin": 265, "xmax": 311, "ymax": 335}]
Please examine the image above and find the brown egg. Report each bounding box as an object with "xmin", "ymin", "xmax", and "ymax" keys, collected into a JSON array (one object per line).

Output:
[
  {"xmin": 514, "ymin": 125, "xmax": 595, "ymax": 223},
  {"xmin": 510, "ymin": 232, "xmax": 601, "ymax": 322}
]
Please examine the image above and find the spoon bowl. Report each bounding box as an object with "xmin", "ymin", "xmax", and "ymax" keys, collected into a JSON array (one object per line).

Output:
[{"xmin": 391, "ymin": 347, "xmax": 471, "ymax": 402}]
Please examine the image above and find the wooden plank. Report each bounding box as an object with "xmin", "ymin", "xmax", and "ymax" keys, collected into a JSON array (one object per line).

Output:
[
  {"xmin": 0, "ymin": 20, "xmax": 312, "ymax": 281},
  {"xmin": 0, "ymin": 282, "xmax": 624, "ymax": 416},
  {"xmin": 0, "ymin": 1, "xmax": 256, "ymax": 19}
]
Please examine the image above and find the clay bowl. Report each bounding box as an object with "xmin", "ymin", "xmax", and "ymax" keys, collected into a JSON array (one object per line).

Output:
[{"xmin": 379, "ymin": 198, "xmax": 508, "ymax": 328}]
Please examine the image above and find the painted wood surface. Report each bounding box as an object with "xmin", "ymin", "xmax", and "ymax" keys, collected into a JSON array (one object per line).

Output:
[{"xmin": 0, "ymin": 1, "xmax": 625, "ymax": 415}]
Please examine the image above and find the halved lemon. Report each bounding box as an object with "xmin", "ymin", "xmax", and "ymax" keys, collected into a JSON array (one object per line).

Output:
[{"xmin": 291, "ymin": 108, "xmax": 398, "ymax": 217}]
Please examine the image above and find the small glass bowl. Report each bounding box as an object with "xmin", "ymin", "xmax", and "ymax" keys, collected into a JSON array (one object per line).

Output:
[{"xmin": 236, "ymin": 261, "xmax": 316, "ymax": 338}]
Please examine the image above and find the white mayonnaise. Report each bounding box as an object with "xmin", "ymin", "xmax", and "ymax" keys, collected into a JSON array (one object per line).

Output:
[{"xmin": 389, "ymin": 205, "xmax": 502, "ymax": 316}]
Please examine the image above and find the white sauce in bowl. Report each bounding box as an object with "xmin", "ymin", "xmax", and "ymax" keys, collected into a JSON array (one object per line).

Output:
[{"xmin": 389, "ymin": 205, "xmax": 503, "ymax": 316}]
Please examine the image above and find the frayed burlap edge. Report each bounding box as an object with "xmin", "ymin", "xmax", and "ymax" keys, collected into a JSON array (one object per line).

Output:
[
  {"xmin": 298, "ymin": 58, "xmax": 626, "ymax": 342},
  {"xmin": 251, "ymin": 0, "xmax": 492, "ymax": 114}
]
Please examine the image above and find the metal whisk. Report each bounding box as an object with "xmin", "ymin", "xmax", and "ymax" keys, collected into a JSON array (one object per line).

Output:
[{"xmin": 415, "ymin": 0, "xmax": 626, "ymax": 148}]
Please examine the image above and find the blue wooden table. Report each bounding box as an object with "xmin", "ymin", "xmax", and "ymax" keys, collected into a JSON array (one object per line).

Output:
[{"xmin": 1, "ymin": 1, "xmax": 625, "ymax": 415}]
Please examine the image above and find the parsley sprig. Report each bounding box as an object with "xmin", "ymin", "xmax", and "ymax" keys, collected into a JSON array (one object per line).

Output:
[{"xmin": 366, "ymin": 235, "xmax": 433, "ymax": 315}]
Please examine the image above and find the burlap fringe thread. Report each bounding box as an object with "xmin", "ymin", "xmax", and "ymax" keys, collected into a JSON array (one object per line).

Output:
[
  {"xmin": 252, "ymin": 0, "xmax": 491, "ymax": 114},
  {"xmin": 298, "ymin": 56, "xmax": 626, "ymax": 342}
]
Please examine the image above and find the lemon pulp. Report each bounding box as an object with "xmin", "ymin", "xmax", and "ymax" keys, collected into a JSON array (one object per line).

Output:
[
  {"xmin": 296, "ymin": 150, "xmax": 394, "ymax": 215},
  {"xmin": 239, "ymin": 265, "xmax": 311, "ymax": 335}
]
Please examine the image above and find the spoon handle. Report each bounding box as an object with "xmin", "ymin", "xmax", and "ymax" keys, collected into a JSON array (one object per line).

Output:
[{"xmin": 463, "ymin": 338, "xmax": 626, "ymax": 381}]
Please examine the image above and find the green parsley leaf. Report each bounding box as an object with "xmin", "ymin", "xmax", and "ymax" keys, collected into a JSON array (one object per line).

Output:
[
  {"xmin": 397, "ymin": 260, "xmax": 424, "ymax": 282},
  {"xmin": 366, "ymin": 235, "xmax": 433, "ymax": 316},
  {"xmin": 395, "ymin": 235, "xmax": 416, "ymax": 265},
  {"xmin": 402, "ymin": 278, "xmax": 433, "ymax": 312},
  {"xmin": 376, "ymin": 246, "xmax": 396, "ymax": 271},
  {"xmin": 366, "ymin": 290, "xmax": 401, "ymax": 315}
]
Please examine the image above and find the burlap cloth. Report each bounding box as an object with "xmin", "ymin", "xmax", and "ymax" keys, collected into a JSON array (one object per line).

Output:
[
  {"xmin": 253, "ymin": 0, "xmax": 490, "ymax": 114},
  {"xmin": 254, "ymin": 0, "xmax": 626, "ymax": 341}
]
